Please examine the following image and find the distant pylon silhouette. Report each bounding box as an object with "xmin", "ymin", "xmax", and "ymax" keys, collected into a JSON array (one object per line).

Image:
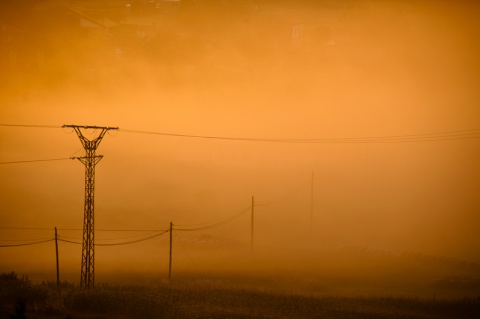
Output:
[{"xmin": 63, "ymin": 125, "xmax": 118, "ymax": 288}]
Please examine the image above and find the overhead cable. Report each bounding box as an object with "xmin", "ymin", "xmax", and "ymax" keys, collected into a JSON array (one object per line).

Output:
[
  {"xmin": 2, "ymin": 123, "xmax": 479, "ymax": 143},
  {"xmin": 174, "ymin": 206, "xmax": 251, "ymax": 231},
  {"xmin": 0, "ymin": 237, "xmax": 53, "ymax": 242},
  {"xmin": 0, "ymin": 157, "xmax": 75, "ymax": 165},
  {"xmin": 57, "ymin": 238, "xmax": 81, "ymax": 245},
  {"xmin": 0, "ymin": 226, "xmax": 167, "ymax": 232},
  {"xmin": 0, "ymin": 227, "xmax": 55, "ymax": 230},
  {"xmin": 0, "ymin": 238, "xmax": 54, "ymax": 248},
  {"xmin": 0, "ymin": 124, "xmax": 60, "ymax": 129},
  {"xmin": 95, "ymin": 231, "xmax": 166, "ymax": 241},
  {"xmin": 119, "ymin": 128, "xmax": 480, "ymax": 144},
  {"xmin": 95, "ymin": 230, "xmax": 169, "ymax": 246},
  {"xmin": 57, "ymin": 230, "xmax": 169, "ymax": 246}
]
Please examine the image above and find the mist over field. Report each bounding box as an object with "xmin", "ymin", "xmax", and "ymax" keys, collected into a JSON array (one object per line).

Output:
[{"xmin": 1, "ymin": 0, "xmax": 479, "ymax": 300}]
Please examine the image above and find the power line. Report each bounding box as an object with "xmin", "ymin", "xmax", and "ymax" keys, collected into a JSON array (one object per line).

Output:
[
  {"xmin": 2, "ymin": 123, "xmax": 480, "ymax": 143},
  {"xmin": 0, "ymin": 227, "xmax": 54, "ymax": 230},
  {"xmin": 174, "ymin": 206, "xmax": 250, "ymax": 228},
  {"xmin": 0, "ymin": 237, "xmax": 53, "ymax": 242},
  {"xmin": 96, "ymin": 230, "xmax": 169, "ymax": 246},
  {"xmin": 0, "ymin": 238, "xmax": 54, "ymax": 247},
  {"xmin": 57, "ymin": 238, "xmax": 82, "ymax": 245},
  {"xmin": 119, "ymin": 128, "xmax": 480, "ymax": 144},
  {"xmin": 58, "ymin": 231, "xmax": 169, "ymax": 242},
  {"xmin": 57, "ymin": 230, "xmax": 169, "ymax": 246},
  {"xmin": 0, "ymin": 124, "xmax": 60, "ymax": 129},
  {"xmin": 96, "ymin": 231, "xmax": 165, "ymax": 241},
  {"xmin": 48, "ymin": 228, "xmax": 168, "ymax": 232},
  {"xmin": 174, "ymin": 206, "xmax": 251, "ymax": 231},
  {"xmin": 0, "ymin": 157, "xmax": 75, "ymax": 165},
  {"xmin": 94, "ymin": 228, "xmax": 169, "ymax": 232},
  {"xmin": 0, "ymin": 226, "xmax": 168, "ymax": 232}
]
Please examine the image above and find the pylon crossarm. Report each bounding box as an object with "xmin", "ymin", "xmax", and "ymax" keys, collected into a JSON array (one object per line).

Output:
[
  {"xmin": 73, "ymin": 128, "xmax": 106, "ymax": 151},
  {"xmin": 76, "ymin": 155, "xmax": 103, "ymax": 166},
  {"xmin": 63, "ymin": 125, "xmax": 118, "ymax": 151},
  {"xmin": 63, "ymin": 125, "xmax": 118, "ymax": 130}
]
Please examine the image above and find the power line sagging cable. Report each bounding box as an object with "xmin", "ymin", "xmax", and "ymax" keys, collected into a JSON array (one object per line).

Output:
[
  {"xmin": 174, "ymin": 206, "xmax": 251, "ymax": 231},
  {"xmin": 119, "ymin": 128, "xmax": 480, "ymax": 144},
  {"xmin": 0, "ymin": 227, "xmax": 55, "ymax": 230},
  {"xmin": 57, "ymin": 238, "xmax": 82, "ymax": 245},
  {"xmin": 0, "ymin": 227, "xmax": 169, "ymax": 247},
  {"xmin": 0, "ymin": 226, "xmax": 166, "ymax": 232},
  {"xmin": 0, "ymin": 237, "xmax": 54, "ymax": 242},
  {"xmin": 0, "ymin": 238, "xmax": 54, "ymax": 247},
  {"xmin": 96, "ymin": 232, "xmax": 165, "ymax": 241},
  {"xmin": 57, "ymin": 229, "xmax": 169, "ymax": 246},
  {"xmin": 2, "ymin": 123, "xmax": 480, "ymax": 143},
  {"xmin": 0, "ymin": 157, "xmax": 75, "ymax": 165},
  {"xmin": 95, "ymin": 230, "xmax": 169, "ymax": 246},
  {"xmin": 0, "ymin": 124, "xmax": 60, "ymax": 129}
]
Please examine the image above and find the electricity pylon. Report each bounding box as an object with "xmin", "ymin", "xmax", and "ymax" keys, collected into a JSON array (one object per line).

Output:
[{"xmin": 63, "ymin": 125, "xmax": 118, "ymax": 288}]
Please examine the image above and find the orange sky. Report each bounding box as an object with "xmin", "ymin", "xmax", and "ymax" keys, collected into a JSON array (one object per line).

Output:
[{"xmin": 1, "ymin": 0, "xmax": 479, "ymax": 284}]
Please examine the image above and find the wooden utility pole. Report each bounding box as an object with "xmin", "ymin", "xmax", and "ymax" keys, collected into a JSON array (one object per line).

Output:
[
  {"xmin": 169, "ymin": 222, "xmax": 173, "ymax": 280},
  {"xmin": 55, "ymin": 227, "xmax": 60, "ymax": 289},
  {"xmin": 251, "ymin": 196, "xmax": 254, "ymax": 254},
  {"xmin": 310, "ymin": 172, "xmax": 314, "ymax": 236}
]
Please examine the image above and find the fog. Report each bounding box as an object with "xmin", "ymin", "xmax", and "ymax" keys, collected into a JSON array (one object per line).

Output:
[{"xmin": 1, "ymin": 0, "xmax": 479, "ymax": 296}]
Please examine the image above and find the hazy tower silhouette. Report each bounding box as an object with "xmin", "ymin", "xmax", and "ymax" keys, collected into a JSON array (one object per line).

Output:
[{"xmin": 63, "ymin": 125, "xmax": 118, "ymax": 288}]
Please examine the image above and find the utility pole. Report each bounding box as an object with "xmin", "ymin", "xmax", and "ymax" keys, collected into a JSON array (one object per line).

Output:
[
  {"xmin": 169, "ymin": 222, "xmax": 173, "ymax": 280},
  {"xmin": 63, "ymin": 124, "xmax": 118, "ymax": 288},
  {"xmin": 251, "ymin": 196, "xmax": 254, "ymax": 255},
  {"xmin": 310, "ymin": 172, "xmax": 314, "ymax": 236},
  {"xmin": 55, "ymin": 227, "xmax": 59, "ymax": 289}
]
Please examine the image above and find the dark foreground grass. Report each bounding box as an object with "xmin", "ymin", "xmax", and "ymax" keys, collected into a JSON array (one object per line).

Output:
[{"xmin": 1, "ymin": 272, "xmax": 479, "ymax": 319}]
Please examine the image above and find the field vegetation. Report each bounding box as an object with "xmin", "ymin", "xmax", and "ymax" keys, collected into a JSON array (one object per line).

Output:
[{"xmin": 1, "ymin": 271, "xmax": 479, "ymax": 319}]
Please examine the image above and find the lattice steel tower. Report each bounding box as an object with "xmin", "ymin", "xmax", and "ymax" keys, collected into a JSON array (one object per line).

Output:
[{"xmin": 63, "ymin": 125, "xmax": 118, "ymax": 288}]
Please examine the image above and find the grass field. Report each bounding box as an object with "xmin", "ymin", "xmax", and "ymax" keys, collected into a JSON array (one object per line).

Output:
[{"xmin": 1, "ymin": 271, "xmax": 479, "ymax": 319}]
